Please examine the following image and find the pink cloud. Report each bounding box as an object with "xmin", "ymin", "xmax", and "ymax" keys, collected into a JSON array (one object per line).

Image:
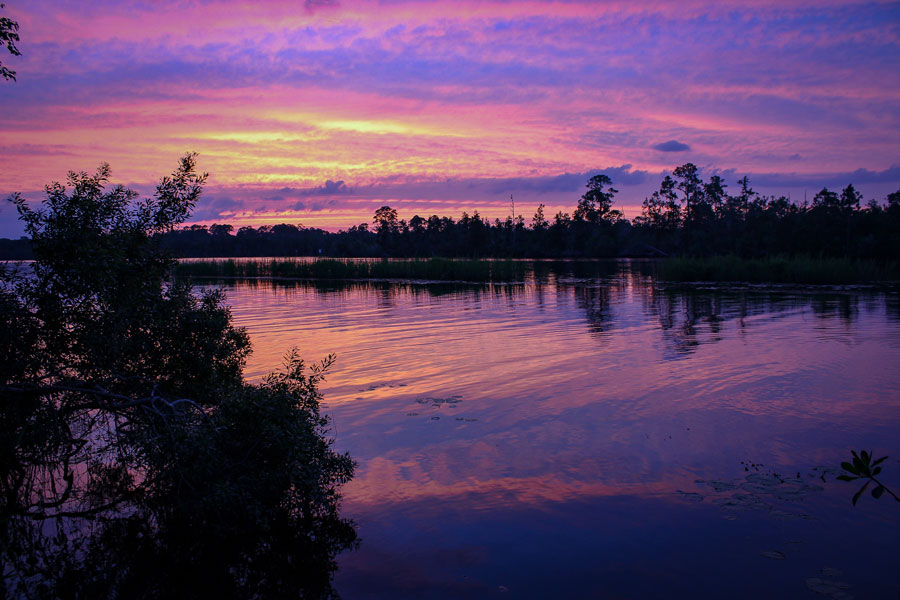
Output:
[{"xmin": 1, "ymin": 0, "xmax": 897, "ymax": 235}]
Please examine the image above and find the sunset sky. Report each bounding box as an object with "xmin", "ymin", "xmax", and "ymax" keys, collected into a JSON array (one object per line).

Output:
[{"xmin": 1, "ymin": 0, "xmax": 898, "ymax": 236}]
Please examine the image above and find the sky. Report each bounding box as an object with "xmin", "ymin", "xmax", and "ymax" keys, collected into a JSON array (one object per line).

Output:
[{"xmin": 1, "ymin": 0, "xmax": 899, "ymax": 236}]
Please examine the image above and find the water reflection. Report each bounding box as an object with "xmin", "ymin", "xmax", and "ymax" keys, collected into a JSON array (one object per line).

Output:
[
  {"xmin": 202, "ymin": 262, "xmax": 899, "ymax": 336},
  {"xmin": 203, "ymin": 261, "xmax": 900, "ymax": 598}
]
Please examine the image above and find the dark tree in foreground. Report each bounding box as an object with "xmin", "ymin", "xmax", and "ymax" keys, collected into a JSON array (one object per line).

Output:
[{"xmin": 0, "ymin": 155, "xmax": 356, "ymax": 598}]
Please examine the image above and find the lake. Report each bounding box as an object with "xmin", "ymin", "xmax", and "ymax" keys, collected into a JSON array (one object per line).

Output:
[{"xmin": 202, "ymin": 260, "xmax": 900, "ymax": 599}]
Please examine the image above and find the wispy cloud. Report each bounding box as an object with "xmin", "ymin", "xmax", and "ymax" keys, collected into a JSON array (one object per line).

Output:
[{"xmin": 0, "ymin": 0, "xmax": 897, "ymax": 234}]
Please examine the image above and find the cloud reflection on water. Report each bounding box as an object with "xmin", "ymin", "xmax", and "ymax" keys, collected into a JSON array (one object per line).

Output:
[{"xmin": 206, "ymin": 261, "xmax": 900, "ymax": 597}]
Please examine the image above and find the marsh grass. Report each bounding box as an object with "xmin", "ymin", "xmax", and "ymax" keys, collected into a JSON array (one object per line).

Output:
[
  {"xmin": 174, "ymin": 258, "xmax": 529, "ymax": 282},
  {"xmin": 175, "ymin": 256, "xmax": 899, "ymax": 284},
  {"xmin": 657, "ymin": 256, "xmax": 900, "ymax": 284}
]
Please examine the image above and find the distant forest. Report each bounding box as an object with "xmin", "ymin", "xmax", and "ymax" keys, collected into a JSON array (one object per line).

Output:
[{"xmin": 2, "ymin": 164, "xmax": 899, "ymax": 260}]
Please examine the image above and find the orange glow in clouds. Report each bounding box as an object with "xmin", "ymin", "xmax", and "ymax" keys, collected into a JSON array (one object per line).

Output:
[{"xmin": 1, "ymin": 0, "xmax": 898, "ymax": 232}]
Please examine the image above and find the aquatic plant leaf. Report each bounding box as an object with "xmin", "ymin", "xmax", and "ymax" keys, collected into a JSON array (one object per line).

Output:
[
  {"xmin": 840, "ymin": 461, "xmax": 857, "ymax": 474},
  {"xmin": 872, "ymin": 466, "xmax": 881, "ymax": 476},
  {"xmin": 872, "ymin": 486, "xmax": 885, "ymax": 499},
  {"xmin": 852, "ymin": 480, "xmax": 870, "ymax": 506},
  {"xmin": 805, "ymin": 578, "xmax": 853, "ymax": 595},
  {"xmin": 872, "ymin": 455, "xmax": 888, "ymax": 466}
]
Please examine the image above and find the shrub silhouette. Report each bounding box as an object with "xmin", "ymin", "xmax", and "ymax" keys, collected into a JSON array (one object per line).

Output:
[{"xmin": 0, "ymin": 155, "xmax": 356, "ymax": 598}]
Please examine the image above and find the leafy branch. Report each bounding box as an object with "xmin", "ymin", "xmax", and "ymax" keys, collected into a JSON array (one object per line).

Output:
[
  {"xmin": 1, "ymin": 2, "xmax": 21, "ymax": 81},
  {"xmin": 838, "ymin": 450, "xmax": 900, "ymax": 506}
]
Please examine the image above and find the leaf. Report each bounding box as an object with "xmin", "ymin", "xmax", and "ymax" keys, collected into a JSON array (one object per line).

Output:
[
  {"xmin": 872, "ymin": 486, "xmax": 885, "ymax": 499},
  {"xmin": 852, "ymin": 480, "xmax": 870, "ymax": 506},
  {"xmin": 836, "ymin": 475, "xmax": 858, "ymax": 481},
  {"xmin": 861, "ymin": 450, "xmax": 869, "ymax": 463},
  {"xmin": 840, "ymin": 461, "xmax": 857, "ymax": 474},
  {"xmin": 873, "ymin": 467, "xmax": 881, "ymax": 476},
  {"xmin": 872, "ymin": 455, "xmax": 888, "ymax": 466}
]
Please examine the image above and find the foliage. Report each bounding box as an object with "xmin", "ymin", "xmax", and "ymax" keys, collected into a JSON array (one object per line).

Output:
[
  {"xmin": 0, "ymin": 3, "xmax": 20, "ymax": 81},
  {"xmin": 0, "ymin": 156, "xmax": 356, "ymax": 598},
  {"xmin": 838, "ymin": 450, "xmax": 899, "ymax": 506}
]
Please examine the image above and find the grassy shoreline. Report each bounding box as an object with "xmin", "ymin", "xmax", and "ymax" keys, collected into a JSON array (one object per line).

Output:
[
  {"xmin": 173, "ymin": 257, "xmax": 529, "ymax": 282},
  {"xmin": 173, "ymin": 256, "xmax": 900, "ymax": 284},
  {"xmin": 656, "ymin": 256, "xmax": 900, "ymax": 284}
]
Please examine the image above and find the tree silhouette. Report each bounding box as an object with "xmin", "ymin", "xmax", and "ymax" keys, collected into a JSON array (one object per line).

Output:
[
  {"xmin": 6, "ymin": 164, "xmax": 897, "ymax": 263},
  {"xmin": 532, "ymin": 203, "xmax": 548, "ymax": 231},
  {"xmin": 373, "ymin": 205, "xmax": 399, "ymax": 236},
  {"xmin": 1, "ymin": 156, "xmax": 356, "ymax": 598},
  {"xmin": 575, "ymin": 174, "xmax": 619, "ymax": 224}
]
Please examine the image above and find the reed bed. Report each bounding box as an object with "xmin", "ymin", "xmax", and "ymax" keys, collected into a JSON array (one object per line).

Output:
[
  {"xmin": 657, "ymin": 256, "xmax": 900, "ymax": 284},
  {"xmin": 174, "ymin": 258, "xmax": 529, "ymax": 282}
]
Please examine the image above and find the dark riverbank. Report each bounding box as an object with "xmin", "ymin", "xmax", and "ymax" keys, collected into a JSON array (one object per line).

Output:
[
  {"xmin": 171, "ymin": 256, "xmax": 900, "ymax": 285},
  {"xmin": 656, "ymin": 256, "xmax": 900, "ymax": 284}
]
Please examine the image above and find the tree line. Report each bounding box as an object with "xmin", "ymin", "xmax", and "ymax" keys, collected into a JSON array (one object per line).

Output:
[{"xmin": 4, "ymin": 165, "xmax": 899, "ymax": 259}]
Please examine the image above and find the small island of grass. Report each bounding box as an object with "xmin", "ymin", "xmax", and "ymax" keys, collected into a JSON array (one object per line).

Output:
[{"xmin": 174, "ymin": 257, "xmax": 529, "ymax": 282}]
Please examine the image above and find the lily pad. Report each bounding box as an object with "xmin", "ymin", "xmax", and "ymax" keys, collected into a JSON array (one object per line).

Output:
[
  {"xmin": 707, "ymin": 480, "xmax": 739, "ymax": 492},
  {"xmin": 741, "ymin": 482, "xmax": 776, "ymax": 494},
  {"xmin": 676, "ymin": 490, "xmax": 704, "ymax": 502},
  {"xmin": 695, "ymin": 479, "xmax": 738, "ymax": 492},
  {"xmin": 416, "ymin": 397, "xmax": 463, "ymax": 406},
  {"xmin": 805, "ymin": 578, "xmax": 853, "ymax": 599},
  {"xmin": 731, "ymin": 493, "xmax": 772, "ymax": 511},
  {"xmin": 769, "ymin": 509, "xmax": 801, "ymax": 520},
  {"xmin": 712, "ymin": 497, "xmax": 743, "ymax": 509},
  {"xmin": 746, "ymin": 473, "xmax": 782, "ymax": 486},
  {"xmin": 781, "ymin": 477, "xmax": 806, "ymax": 485}
]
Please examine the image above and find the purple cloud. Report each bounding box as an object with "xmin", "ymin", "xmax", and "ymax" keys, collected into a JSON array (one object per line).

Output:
[
  {"xmin": 298, "ymin": 180, "xmax": 352, "ymax": 196},
  {"xmin": 1, "ymin": 0, "xmax": 898, "ymax": 234},
  {"xmin": 652, "ymin": 140, "xmax": 691, "ymax": 152}
]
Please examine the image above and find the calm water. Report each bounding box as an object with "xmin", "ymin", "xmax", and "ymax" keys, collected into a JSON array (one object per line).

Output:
[{"xmin": 203, "ymin": 261, "xmax": 900, "ymax": 599}]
